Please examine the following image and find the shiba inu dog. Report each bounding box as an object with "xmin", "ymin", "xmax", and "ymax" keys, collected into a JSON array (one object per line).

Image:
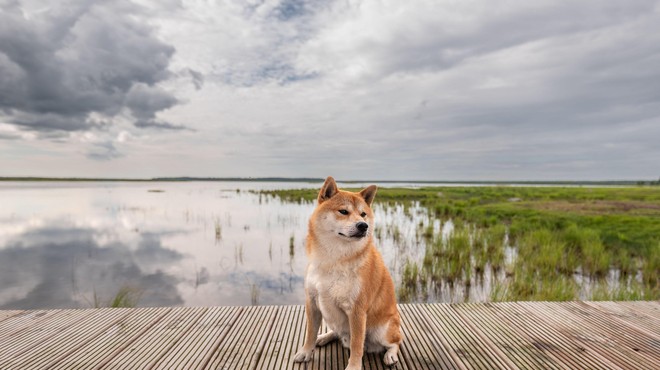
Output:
[{"xmin": 293, "ymin": 177, "xmax": 402, "ymax": 370}]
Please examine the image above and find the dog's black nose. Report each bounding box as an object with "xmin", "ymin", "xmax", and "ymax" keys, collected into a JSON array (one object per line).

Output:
[{"xmin": 356, "ymin": 222, "xmax": 369, "ymax": 231}]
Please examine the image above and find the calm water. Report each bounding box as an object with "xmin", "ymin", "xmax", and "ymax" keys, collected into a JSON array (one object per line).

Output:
[{"xmin": 0, "ymin": 181, "xmax": 451, "ymax": 309}]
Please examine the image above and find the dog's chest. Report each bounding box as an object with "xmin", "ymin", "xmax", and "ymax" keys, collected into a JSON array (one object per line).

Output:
[{"xmin": 307, "ymin": 264, "xmax": 361, "ymax": 311}]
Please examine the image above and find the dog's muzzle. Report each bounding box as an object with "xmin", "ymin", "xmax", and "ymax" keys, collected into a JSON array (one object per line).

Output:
[{"xmin": 352, "ymin": 222, "xmax": 369, "ymax": 238}]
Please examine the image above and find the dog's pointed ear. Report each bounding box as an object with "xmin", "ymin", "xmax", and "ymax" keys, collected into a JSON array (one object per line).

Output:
[
  {"xmin": 359, "ymin": 185, "xmax": 377, "ymax": 206},
  {"xmin": 318, "ymin": 176, "xmax": 339, "ymax": 203}
]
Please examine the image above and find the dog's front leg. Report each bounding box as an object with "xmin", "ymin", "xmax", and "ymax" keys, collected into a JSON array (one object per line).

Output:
[
  {"xmin": 345, "ymin": 308, "xmax": 367, "ymax": 370},
  {"xmin": 293, "ymin": 296, "xmax": 322, "ymax": 363}
]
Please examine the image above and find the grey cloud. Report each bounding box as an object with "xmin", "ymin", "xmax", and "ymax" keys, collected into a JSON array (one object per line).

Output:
[
  {"xmin": 126, "ymin": 83, "xmax": 179, "ymax": 120},
  {"xmin": 8, "ymin": 111, "xmax": 103, "ymax": 133},
  {"xmin": 219, "ymin": 58, "xmax": 317, "ymax": 88},
  {"xmin": 252, "ymin": 62, "xmax": 320, "ymax": 85},
  {"xmin": 201, "ymin": 0, "xmax": 326, "ymax": 87},
  {"xmin": 0, "ymin": 0, "xmax": 187, "ymax": 134},
  {"xmin": 134, "ymin": 119, "xmax": 193, "ymax": 131},
  {"xmin": 86, "ymin": 141, "xmax": 123, "ymax": 161},
  {"xmin": 187, "ymin": 69, "xmax": 204, "ymax": 90},
  {"xmin": 272, "ymin": 0, "xmax": 314, "ymax": 21},
  {"xmin": 365, "ymin": 1, "xmax": 659, "ymax": 78},
  {"xmin": 0, "ymin": 132, "xmax": 19, "ymax": 140}
]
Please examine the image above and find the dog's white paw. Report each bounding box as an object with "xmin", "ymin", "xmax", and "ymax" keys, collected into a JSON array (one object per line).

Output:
[
  {"xmin": 316, "ymin": 331, "xmax": 338, "ymax": 347},
  {"xmin": 383, "ymin": 347, "xmax": 399, "ymax": 366},
  {"xmin": 383, "ymin": 352, "xmax": 399, "ymax": 366},
  {"xmin": 293, "ymin": 348, "xmax": 314, "ymax": 363}
]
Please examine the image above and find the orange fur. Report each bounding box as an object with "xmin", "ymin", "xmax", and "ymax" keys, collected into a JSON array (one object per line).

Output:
[{"xmin": 293, "ymin": 177, "xmax": 403, "ymax": 370}]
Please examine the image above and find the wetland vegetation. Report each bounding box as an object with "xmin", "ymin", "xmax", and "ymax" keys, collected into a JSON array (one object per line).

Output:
[
  {"xmin": 260, "ymin": 186, "xmax": 660, "ymax": 302},
  {"xmin": 2, "ymin": 181, "xmax": 657, "ymax": 309}
]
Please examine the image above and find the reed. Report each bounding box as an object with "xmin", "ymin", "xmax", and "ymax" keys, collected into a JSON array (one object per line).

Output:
[
  {"xmin": 108, "ymin": 285, "xmax": 142, "ymax": 308},
  {"xmin": 581, "ymin": 238, "xmax": 610, "ymax": 277}
]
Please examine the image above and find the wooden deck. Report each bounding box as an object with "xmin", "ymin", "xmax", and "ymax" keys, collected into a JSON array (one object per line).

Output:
[{"xmin": 0, "ymin": 301, "xmax": 659, "ymax": 369}]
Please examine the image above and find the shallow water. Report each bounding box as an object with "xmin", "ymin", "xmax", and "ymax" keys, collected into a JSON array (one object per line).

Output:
[
  {"xmin": 2, "ymin": 181, "xmax": 646, "ymax": 309},
  {"xmin": 1, "ymin": 181, "xmax": 447, "ymax": 309}
]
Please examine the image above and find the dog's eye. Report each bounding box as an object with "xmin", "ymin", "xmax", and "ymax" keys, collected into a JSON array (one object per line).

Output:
[
  {"xmin": 360, "ymin": 212, "xmax": 367, "ymax": 217},
  {"xmin": 338, "ymin": 209, "xmax": 349, "ymax": 215}
]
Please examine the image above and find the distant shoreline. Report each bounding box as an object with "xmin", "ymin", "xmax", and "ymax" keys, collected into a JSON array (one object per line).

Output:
[
  {"xmin": 0, "ymin": 177, "xmax": 324, "ymax": 183},
  {"xmin": 0, "ymin": 177, "xmax": 655, "ymax": 186}
]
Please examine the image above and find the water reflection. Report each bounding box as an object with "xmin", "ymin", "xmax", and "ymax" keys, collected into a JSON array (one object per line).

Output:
[
  {"xmin": 0, "ymin": 225, "xmax": 184, "ymax": 309},
  {"xmin": 0, "ymin": 182, "xmax": 322, "ymax": 309},
  {"xmin": 5, "ymin": 181, "xmax": 648, "ymax": 309}
]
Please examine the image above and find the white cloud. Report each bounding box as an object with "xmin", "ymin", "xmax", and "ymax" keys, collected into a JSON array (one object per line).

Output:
[{"xmin": 1, "ymin": 0, "xmax": 659, "ymax": 180}]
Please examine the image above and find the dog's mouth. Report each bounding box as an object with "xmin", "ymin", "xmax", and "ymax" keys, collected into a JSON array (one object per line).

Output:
[{"xmin": 338, "ymin": 231, "xmax": 367, "ymax": 239}]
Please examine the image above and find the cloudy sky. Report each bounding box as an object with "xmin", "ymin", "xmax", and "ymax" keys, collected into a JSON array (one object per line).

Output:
[{"xmin": 1, "ymin": 0, "xmax": 659, "ymax": 181}]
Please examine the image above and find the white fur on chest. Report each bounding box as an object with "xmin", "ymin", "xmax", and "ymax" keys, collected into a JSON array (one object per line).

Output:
[{"xmin": 306, "ymin": 259, "xmax": 362, "ymax": 335}]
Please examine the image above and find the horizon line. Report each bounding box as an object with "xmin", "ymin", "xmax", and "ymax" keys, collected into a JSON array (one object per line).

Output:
[{"xmin": 0, "ymin": 176, "xmax": 657, "ymax": 184}]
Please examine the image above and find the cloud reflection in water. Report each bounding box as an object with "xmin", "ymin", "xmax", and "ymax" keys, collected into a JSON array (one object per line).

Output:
[
  {"xmin": 0, "ymin": 182, "xmax": 314, "ymax": 309},
  {"xmin": 0, "ymin": 225, "xmax": 184, "ymax": 309}
]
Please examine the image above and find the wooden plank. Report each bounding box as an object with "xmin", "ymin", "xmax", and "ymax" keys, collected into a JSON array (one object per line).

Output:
[
  {"xmin": 450, "ymin": 303, "xmax": 520, "ymax": 369},
  {"xmin": 101, "ymin": 307, "xmax": 210, "ymax": 369},
  {"xmin": 519, "ymin": 301, "xmax": 658, "ymax": 369},
  {"xmin": 0, "ymin": 310, "xmax": 23, "ymax": 323},
  {"xmin": 0, "ymin": 309, "xmax": 60, "ymax": 340},
  {"xmin": 261, "ymin": 304, "xmax": 291, "ymax": 370},
  {"xmin": 0, "ymin": 309, "xmax": 96, "ymax": 366},
  {"xmin": 277, "ymin": 305, "xmax": 306, "ymax": 370},
  {"xmin": 453, "ymin": 303, "xmax": 564, "ymax": 369},
  {"xmin": 585, "ymin": 301, "xmax": 660, "ymax": 338},
  {"xmin": 496, "ymin": 302, "xmax": 620, "ymax": 369},
  {"xmin": 416, "ymin": 304, "xmax": 474, "ymax": 369},
  {"xmin": 204, "ymin": 305, "xmax": 278, "ymax": 369},
  {"xmin": 49, "ymin": 307, "xmax": 171, "ymax": 369},
  {"xmin": 8, "ymin": 308, "xmax": 133, "ymax": 369},
  {"xmin": 0, "ymin": 302, "xmax": 656, "ymax": 369},
  {"xmin": 152, "ymin": 306, "xmax": 242, "ymax": 370},
  {"xmin": 620, "ymin": 301, "xmax": 660, "ymax": 320},
  {"xmin": 256, "ymin": 306, "xmax": 305, "ymax": 370},
  {"xmin": 417, "ymin": 303, "xmax": 515, "ymax": 369},
  {"xmin": 562, "ymin": 301, "xmax": 660, "ymax": 362},
  {"xmin": 399, "ymin": 304, "xmax": 459, "ymax": 369}
]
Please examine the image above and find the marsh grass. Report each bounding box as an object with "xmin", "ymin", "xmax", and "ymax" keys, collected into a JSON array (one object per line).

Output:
[
  {"xmin": 87, "ymin": 284, "xmax": 142, "ymax": 308},
  {"xmin": 484, "ymin": 224, "xmax": 506, "ymax": 271},
  {"xmin": 616, "ymin": 249, "xmax": 636, "ymax": 277},
  {"xmin": 641, "ymin": 243, "xmax": 660, "ymax": 292},
  {"xmin": 264, "ymin": 185, "xmax": 660, "ymax": 302},
  {"xmin": 214, "ymin": 218, "xmax": 222, "ymax": 241},
  {"xmin": 589, "ymin": 278, "xmax": 647, "ymax": 301},
  {"xmin": 109, "ymin": 285, "xmax": 143, "ymax": 308},
  {"xmin": 581, "ymin": 239, "xmax": 610, "ymax": 277},
  {"xmin": 251, "ymin": 283, "xmax": 260, "ymax": 305},
  {"xmin": 398, "ymin": 260, "xmax": 420, "ymax": 302}
]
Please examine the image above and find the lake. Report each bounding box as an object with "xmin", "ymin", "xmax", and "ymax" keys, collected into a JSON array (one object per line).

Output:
[
  {"xmin": 0, "ymin": 181, "xmax": 452, "ymax": 309},
  {"xmin": 4, "ymin": 181, "xmax": 654, "ymax": 309}
]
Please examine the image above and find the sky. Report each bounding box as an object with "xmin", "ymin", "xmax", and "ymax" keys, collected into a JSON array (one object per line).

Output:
[{"xmin": 1, "ymin": 0, "xmax": 659, "ymax": 181}]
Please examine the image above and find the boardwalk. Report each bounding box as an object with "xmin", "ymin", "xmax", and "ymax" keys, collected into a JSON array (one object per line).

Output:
[{"xmin": 0, "ymin": 301, "xmax": 659, "ymax": 369}]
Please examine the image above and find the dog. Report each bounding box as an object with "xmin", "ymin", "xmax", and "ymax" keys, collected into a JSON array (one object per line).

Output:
[{"xmin": 293, "ymin": 176, "xmax": 402, "ymax": 370}]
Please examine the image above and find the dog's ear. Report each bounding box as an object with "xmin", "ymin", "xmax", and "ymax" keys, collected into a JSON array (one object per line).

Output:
[
  {"xmin": 318, "ymin": 176, "xmax": 339, "ymax": 203},
  {"xmin": 359, "ymin": 185, "xmax": 377, "ymax": 206}
]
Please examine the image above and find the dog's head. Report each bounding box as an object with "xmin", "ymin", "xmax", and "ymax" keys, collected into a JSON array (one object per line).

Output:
[{"xmin": 310, "ymin": 176, "xmax": 377, "ymax": 243}]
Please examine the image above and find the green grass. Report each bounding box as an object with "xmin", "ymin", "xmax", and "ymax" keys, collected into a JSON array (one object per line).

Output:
[
  {"xmin": 89, "ymin": 285, "xmax": 142, "ymax": 308},
  {"xmin": 263, "ymin": 185, "xmax": 660, "ymax": 301},
  {"xmin": 109, "ymin": 285, "xmax": 142, "ymax": 308}
]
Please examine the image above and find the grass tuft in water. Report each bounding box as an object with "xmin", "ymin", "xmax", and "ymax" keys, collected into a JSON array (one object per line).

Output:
[{"xmin": 108, "ymin": 285, "xmax": 142, "ymax": 308}]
